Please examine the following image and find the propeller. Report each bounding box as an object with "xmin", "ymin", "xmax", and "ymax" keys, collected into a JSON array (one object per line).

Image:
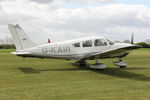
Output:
[{"xmin": 131, "ymin": 33, "xmax": 134, "ymax": 44}]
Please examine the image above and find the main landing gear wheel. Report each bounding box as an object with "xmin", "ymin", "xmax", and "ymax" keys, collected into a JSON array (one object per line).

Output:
[
  {"xmin": 120, "ymin": 66, "xmax": 126, "ymax": 69},
  {"xmin": 75, "ymin": 60, "xmax": 88, "ymax": 67},
  {"xmin": 89, "ymin": 58, "xmax": 107, "ymax": 70},
  {"xmin": 113, "ymin": 58, "xmax": 127, "ymax": 69},
  {"xmin": 80, "ymin": 61, "xmax": 87, "ymax": 67}
]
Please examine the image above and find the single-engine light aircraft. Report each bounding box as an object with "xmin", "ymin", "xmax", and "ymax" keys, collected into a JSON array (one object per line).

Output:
[{"xmin": 8, "ymin": 24, "xmax": 141, "ymax": 69}]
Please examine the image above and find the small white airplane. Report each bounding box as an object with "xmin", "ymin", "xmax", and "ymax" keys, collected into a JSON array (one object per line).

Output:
[{"xmin": 8, "ymin": 24, "xmax": 141, "ymax": 69}]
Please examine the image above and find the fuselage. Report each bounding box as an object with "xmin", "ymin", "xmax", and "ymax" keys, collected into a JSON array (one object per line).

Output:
[{"xmin": 13, "ymin": 36, "xmax": 140, "ymax": 60}]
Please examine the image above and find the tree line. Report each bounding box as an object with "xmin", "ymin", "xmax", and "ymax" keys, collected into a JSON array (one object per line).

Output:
[
  {"xmin": 0, "ymin": 38, "xmax": 15, "ymax": 49},
  {"xmin": 0, "ymin": 38, "xmax": 150, "ymax": 49},
  {"xmin": 136, "ymin": 42, "xmax": 150, "ymax": 48},
  {"xmin": 114, "ymin": 39, "xmax": 150, "ymax": 48}
]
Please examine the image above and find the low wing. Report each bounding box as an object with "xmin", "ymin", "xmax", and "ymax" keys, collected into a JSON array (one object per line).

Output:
[{"xmin": 82, "ymin": 45, "xmax": 141, "ymax": 60}]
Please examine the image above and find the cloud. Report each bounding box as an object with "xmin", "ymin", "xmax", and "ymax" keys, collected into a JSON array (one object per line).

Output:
[
  {"xmin": 47, "ymin": 4, "xmax": 150, "ymax": 40},
  {"xmin": 0, "ymin": 0, "xmax": 150, "ymax": 43},
  {"xmin": 30, "ymin": 0, "xmax": 115, "ymax": 4},
  {"xmin": 66, "ymin": 0, "xmax": 115, "ymax": 3},
  {"xmin": 49, "ymin": 4, "xmax": 150, "ymax": 42},
  {"xmin": 26, "ymin": 4, "xmax": 150, "ymax": 43},
  {"xmin": 30, "ymin": 0, "xmax": 54, "ymax": 4}
]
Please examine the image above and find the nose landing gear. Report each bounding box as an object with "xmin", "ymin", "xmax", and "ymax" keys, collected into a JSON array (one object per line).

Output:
[{"xmin": 113, "ymin": 58, "xmax": 127, "ymax": 68}]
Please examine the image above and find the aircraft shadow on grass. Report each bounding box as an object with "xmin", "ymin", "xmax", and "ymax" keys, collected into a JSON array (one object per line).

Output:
[{"xmin": 18, "ymin": 65, "xmax": 150, "ymax": 82}]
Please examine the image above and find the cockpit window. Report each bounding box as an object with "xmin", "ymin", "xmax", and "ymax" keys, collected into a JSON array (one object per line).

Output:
[
  {"xmin": 94, "ymin": 39, "xmax": 107, "ymax": 46},
  {"xmin": 82, "ymin": 40, "xmax": 92, "ymax": 47},
  {"xmin": 107, "ymin": 39, "xmax": 114, "ymax": 45},
  {"xmin": 73, "ymin": 42, "xmax": 80, "ymax": 47}
]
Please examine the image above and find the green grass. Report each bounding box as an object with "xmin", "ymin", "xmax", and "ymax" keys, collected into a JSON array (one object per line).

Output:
[
  {"xmin": 0, "ymin": 48, "xmax": 150, "ymax": 100},
  {"xmin": 0, "ymin": 49, "xmax": 15, "ymax": 53}
]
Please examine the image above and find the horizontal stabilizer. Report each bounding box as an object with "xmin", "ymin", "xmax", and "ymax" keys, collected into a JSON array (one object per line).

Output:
[{"xmin": 11, "ymin": 52, "xmax": 31, "ymax": 55}]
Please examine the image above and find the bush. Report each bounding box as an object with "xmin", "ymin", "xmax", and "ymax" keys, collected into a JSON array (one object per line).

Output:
[
  {"xmin": 0, "ymin": 44, "xmax": 16, "ymax": 49},
  {"xmin": 0, "ymin": 45, "xmax": 3, "ymax": 49},
  {"xmin": 136, "ymin": 42, "xmax": 150, "ymax": 48}
]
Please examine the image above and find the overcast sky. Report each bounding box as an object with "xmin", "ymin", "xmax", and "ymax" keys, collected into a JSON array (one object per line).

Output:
[{"xmin": 0, "ymin": 0, "xmax": 150, "ymax": 43}]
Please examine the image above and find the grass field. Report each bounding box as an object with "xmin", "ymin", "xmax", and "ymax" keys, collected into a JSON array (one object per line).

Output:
[{"xmin": 0, "ymin": 48, "xmax": 150, "ymax": 100}]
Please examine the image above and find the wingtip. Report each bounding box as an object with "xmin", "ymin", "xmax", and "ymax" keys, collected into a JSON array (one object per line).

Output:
[{"xmin": 132, "ymin": 44, "xmax": 142, "ymax": 49}]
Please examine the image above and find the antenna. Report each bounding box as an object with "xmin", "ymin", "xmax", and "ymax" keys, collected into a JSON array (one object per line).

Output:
[
  {"xmin": 16, "ymin": 22, "xmax": 19, "ymax": 27},
  {"xmin": 48, "ymin": 38, "xmax": 51, "ymax": 43}
]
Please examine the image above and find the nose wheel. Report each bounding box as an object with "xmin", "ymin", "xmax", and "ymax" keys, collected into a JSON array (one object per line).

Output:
[
  {"xmin": 113, "ymin": 58, "xmax": 127, "ymax": 68},
  {"xmin": 120, "ymin": 66, "xmax": 126, "ymax": 68}
]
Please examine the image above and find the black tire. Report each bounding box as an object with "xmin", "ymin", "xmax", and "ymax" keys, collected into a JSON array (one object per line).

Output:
[
  {"xmin": 120, "ymin": 66, "xmax": 126, "ymax": 68},
  {"xmin": 80, "ymin": 61, "xmax": 87, "ymax": 67}
]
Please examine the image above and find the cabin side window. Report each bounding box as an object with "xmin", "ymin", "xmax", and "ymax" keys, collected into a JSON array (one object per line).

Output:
[
  {"xmin": 73, "ymin": 42, "xmax": 80, "ymax": 47},
  {"xmin": 94, "ymin": 39, "xmax": 102, "ymax": 46},
  {"xmin": 82, "ymin": 40, "xmax": 92, "ymax": 47},
  {"xmin": 94, "ymin": 39, "xmax": 107, "ymax": 46}
]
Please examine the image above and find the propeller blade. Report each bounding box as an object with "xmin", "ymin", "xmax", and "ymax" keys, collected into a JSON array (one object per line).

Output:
[{"xmin": 131, "ymin": 33, "xmax": 134, "ymax": 44}]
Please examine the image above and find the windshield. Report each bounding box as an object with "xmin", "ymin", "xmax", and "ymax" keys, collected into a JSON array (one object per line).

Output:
[{"xmin": 107, "ymin": 39, "xmax": 114, "ymax": 45}]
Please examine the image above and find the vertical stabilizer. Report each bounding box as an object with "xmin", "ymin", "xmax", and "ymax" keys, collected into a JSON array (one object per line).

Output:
[{"xmin": 8, "ymin": 24, "xmax": 37, "ymax": 50}]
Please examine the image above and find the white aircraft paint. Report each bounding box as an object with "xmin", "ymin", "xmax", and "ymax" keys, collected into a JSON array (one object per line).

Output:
[{"xmin": 8, "ymin": 24, "xmax": 141, "ymax": 69}]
